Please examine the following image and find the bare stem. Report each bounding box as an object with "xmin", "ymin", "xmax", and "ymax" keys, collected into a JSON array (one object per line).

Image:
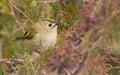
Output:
[
  {"xmin": 7, "ymin": 0, "xmax": 26, "ymax": 33},
  {"xmin": 8, "ymin": 0, "xmax": 34, "ymax": 24},
  {"xmin": 0, "ymin": 58, "xmax": 23, "ymax": 62},
  {"xmin": 90, "ymin": 0, "xmax": 101, "ymax": 19}
]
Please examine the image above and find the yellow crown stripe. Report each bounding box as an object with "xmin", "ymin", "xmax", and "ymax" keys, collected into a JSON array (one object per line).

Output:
[{"xmin": 42, "ymin": 18, "xmax": 55, "ymax": 23}]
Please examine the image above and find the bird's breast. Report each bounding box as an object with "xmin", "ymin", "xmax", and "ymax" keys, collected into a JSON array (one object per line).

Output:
[{"xmin": 33, "ymin": 32, "xmax": 57, "ymax": 49}]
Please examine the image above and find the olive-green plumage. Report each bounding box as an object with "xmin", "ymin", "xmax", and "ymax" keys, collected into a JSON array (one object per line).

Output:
[{"xmin": 15, "ymin": 19, "xmax": 58, "ymax": 52}]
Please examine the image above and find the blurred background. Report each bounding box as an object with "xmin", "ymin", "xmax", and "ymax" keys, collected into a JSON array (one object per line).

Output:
[{"xmin": 0, "ymin": 0, "xmax": 120, "ymax": 75}]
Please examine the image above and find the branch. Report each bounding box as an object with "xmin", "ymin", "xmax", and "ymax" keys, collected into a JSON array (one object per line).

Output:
[
  {"xmin": 0, "ymin": 58, "xmax": 23, "ymax": 63},
  {"xmin": 41, "ymin": 0, "xmax": 58, "ymax": 3},
  {"xmin": 8, "ymin": 0, "xmax": 34, "ymax": 24},
  {"xmin": 7, "ymin": 0, "xmax": 26, "ymax": 33},
  {"xmin": 90, "ymin": 0, "xmax": 101, "ymax": 20}
]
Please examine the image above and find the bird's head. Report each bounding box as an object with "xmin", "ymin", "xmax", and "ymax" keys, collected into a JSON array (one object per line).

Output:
[{"xmin": 35, "ymin": 18, "xmax": 59, "ymax": 34}]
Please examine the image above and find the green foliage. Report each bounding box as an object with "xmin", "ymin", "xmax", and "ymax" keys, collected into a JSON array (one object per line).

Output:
[{"xmin": 0, "ymin": 0, "xmax": 120, "ymax": 75}]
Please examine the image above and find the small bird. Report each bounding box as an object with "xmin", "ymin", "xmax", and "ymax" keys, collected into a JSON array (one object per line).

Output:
[
  {"xmin": 15, "ymin": 19, "xmax": 59, "ymax": 53},
  {"xmin": 33, "ymin": 19, "xmax": 58, "ymax": 50}
]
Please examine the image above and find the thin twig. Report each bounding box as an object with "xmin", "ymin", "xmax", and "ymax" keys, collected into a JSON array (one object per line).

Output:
[
  {"xmin": 7, "ymin": 0, "xmax": 26, "ymax": 33},
  {"xmin": 0, "ymin": 58, "xmax": 23, "ymax": 62},
  {"xmin": 41, "ymin": 0, "xmax": 58, "ymax": 3},
  {"xmin": 8, "ymin": 0, "xmax": 34, "ymax": 24},
  {"xmin": 64, "ymin": 68, "xmax": 72, "ymax": 75},
  {"xmin": 90, "ymin": 0, "xmax": 101, "ymax": 19}
]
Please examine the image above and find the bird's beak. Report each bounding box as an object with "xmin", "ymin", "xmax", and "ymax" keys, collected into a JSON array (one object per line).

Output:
[{"xmin": 52, "ymin": 23, "xmax": 60, "ymax": 29}]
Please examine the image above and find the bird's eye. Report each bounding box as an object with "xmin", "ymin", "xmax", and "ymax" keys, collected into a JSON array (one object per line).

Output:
[{"xmin": 48, "ymin": 24, "xmax": 52, "ymax": 27}]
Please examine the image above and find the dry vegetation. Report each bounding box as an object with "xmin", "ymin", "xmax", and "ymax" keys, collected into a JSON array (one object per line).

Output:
[{"xmin": 0, "ymin": 0, "xmax": 120, "ymax": 75}]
